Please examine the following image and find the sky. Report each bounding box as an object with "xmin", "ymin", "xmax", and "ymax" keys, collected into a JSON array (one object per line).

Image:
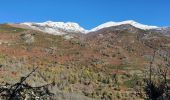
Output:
[{"xmin": 0, "ymin": 0, "xmax": 170, "ymax": 29}]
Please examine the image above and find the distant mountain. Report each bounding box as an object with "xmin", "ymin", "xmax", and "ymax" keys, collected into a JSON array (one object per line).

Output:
[
  {"xmin": 20, "ymin": 21, "xmax": 88, "ymax": 35},
  {"xmin": 9, "ymin": 20, "xmax": 170, "ymax": 36},
  {"xmin": 18, "ymin": 20, "xmax": 158, "ymax": 34},
  {"xmin": 89, "ymin": 20, "xmax": 158, "ymax": 32},
  {"xmin": 150, "ymin": 27, "xmax": 170, "ymax": 36}
]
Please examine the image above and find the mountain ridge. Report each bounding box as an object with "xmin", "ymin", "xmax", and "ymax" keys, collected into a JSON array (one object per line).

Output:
[
  {"xmin": 90, "ymin": 20, "xmax": 158, "ymax": 32},
  {"xmin": 7, "ymin": 20, "xmax": 170, "ymax": 36}
]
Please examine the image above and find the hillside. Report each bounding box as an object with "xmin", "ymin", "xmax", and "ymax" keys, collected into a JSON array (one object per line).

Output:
[{"xmin": 0, "ymin": 23, "xmax": 169, "ymax": 100}]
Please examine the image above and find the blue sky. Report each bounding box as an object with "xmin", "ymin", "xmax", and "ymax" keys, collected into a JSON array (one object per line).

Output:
[{"xmin": 0, "ymin": 0, "xmax": 170, "ymax": 29}]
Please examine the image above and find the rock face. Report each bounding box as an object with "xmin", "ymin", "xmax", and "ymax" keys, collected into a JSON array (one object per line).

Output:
[{"xmin": 20, "ymin": 31, "xmax": 35, "ymax": 44}]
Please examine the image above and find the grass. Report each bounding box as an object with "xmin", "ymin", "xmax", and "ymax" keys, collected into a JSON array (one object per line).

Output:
[
  {"xmin": 107, "ymin": 64, "xmax": 129, "ymax": 70},
  {"xmin": 0, "ymin": 24, "xmax": 25, "ymax": 33},
  {"xmin": 123, "ymin": 79, "xmax": 136, "ymax": 88},
  {"xmin": 0, "ymin": 53, "xmax": 6, "ymax": 63},
  {"xmin": 167, "ymin": 79, "xmax": 170, "ymax": 83},
  {"xmin": 123, "ymin": 74, "xmax": 140, "ymax": 88}
]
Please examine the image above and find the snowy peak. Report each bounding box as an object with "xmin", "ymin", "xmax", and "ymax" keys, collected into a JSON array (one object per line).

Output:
[
  {"xmin": 90, "ymin": 20, "xmax": 159, "ymax": 32},
  {"xmin": 21, "ymin": 21, "xmax": 87, "ymax": 35},
  {"xmin": 20, "ymin": 20, "xmax": 160, "ymax": 35},
  {"xmin": 34, "ymin": 21, "xmax": 86, "ymax": 32}
]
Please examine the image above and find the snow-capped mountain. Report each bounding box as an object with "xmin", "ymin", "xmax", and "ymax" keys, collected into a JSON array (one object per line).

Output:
[
  {"xmin": 20, "ymin": 20, "xmax": 160, "ymax": 35},
  {"xmin": 21, "ymin": 21, "xmax": 88, "ymax": 35},
  {"xmin": 150, "ymin": 27, "xmax": 170, "ymax": 36},
  {"xmin": 90, "ymin": 20, "xmax": 158, "ymax": 32}
]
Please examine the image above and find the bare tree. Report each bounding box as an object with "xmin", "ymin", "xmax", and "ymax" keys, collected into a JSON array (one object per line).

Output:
[
  {"xmin": 143, "ymin": 50, "xmax": 170, "ymax": 100},
  {"xmin": 0, "ymin": 67, "xmax": 54, "ymax": 100}
]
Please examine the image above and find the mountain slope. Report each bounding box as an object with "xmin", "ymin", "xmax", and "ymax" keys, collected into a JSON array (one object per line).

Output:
[{"xmin": 0, "ymin": 22, "xmax": 169, "ymax": 100}]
